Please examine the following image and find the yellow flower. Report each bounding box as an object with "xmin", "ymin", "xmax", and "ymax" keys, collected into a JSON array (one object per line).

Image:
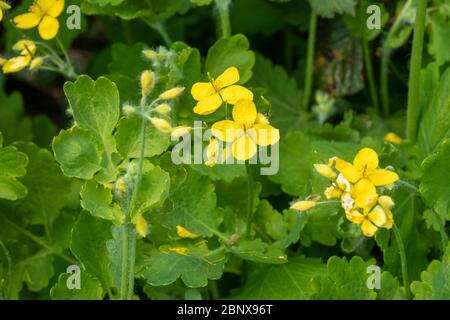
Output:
[
  {"xmin": 191, "ymin": 67, "xmax": 254, "ymax": 115},
  {"xmin": 14, "ymin": 0, "xmax": 64, "ymax": 40},
  {"xmin": 0, "ymin": 1, "xmax": 11, "ymax": 22},
  {"xmin": 290, "ymin": 200, "xmax": 316, "ymax": 212},
  {"xmin": 211, "ymin": 99, "xmax": 280, "ymax": 161},
  {"xmin": 384, "ymin": 132, "xmax": 402, "ymax": 144},
  {"xmin": 2, "ymin": 40, "xmax": 37, "ymax": 74},
  {"xmin": 335, "ymin": 148, "xmax": 399, "ymax": 208},
  {"xmin": 176, "ymin": 225, "xmax": 200, "ymax": 239}
]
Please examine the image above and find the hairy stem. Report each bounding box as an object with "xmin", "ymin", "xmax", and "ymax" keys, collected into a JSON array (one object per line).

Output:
[
  {"xmin": 406, "ymin": 0, "xmax": 427, "ymax": 141},
  {"xmin": 303, "ymin": 11, "xmax": 317, "ymax": 111},
  {"xmin": 245, "ymin": 164, "xmax": 254, "ymax": 236},
  {"xmin": 214, "ymin": 0, "xmax": 232, "ymax": 38},
  {"xmin": 393, "ymin": 224, "xmax": 410, "ymax": 298}
]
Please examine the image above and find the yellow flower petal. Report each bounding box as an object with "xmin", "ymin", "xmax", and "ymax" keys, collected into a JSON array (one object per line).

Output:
[
  {"xmin": 324, "ymin": 185, "xmax": 342, "ymax": 199},
  {"xmin": 191, "ymin": 82, "xmax": 215, "ymax": 101},
  {"xmin": 135, "ymin": 216, "xmax": 148, "ymax": 237},
  {"xmin": 14, "ymin": 12, "xmax": 42, "ymax": 29},
  {"xmin": 211, "ymin": 120, "xmax": 244, "ymax": 143},
  {"xmin": 361, "ymin": 219, "xmax": 378, "ymax": 237},
  {"xmin": 378, "ymin": 195, "xmax": 395, "ymax": 210},
  {"xmin": 346, "ymin": 210, "xmax": 365, "ymax": 225},
  {"xmin": 232, "ymin": 134, "xmax": 257, "ymax": 161},
  {"xmin": 13, "ymin": 40, "xmax": 37, "ymax": 55},
  {"xmin": 353, "ymin": 148, "xmax": 379, "ymax": 174},
  {"xmin": 368, "ymin": 205, "xmax": 387, "ymax": 227},
  {"xmin": 255, "ymin": 113, "xmax": 269, "ymax": 124},
  {"xmin": 214, "ymin": 66, "xmax": 240, "ymax": 89},
  {"xmin": 220, "ymin": 85, "xmax": 253, "ymax": 105},
  {"xmin": 290, "ymin": 200, "xmax": 316, "ymax": 211},
  {"xmin": 2, "ymin": 55, "xmax": 31, "ymax": 73},
  {"xmin": 193, "ymin": 93, "xmax": 223, "ymax": 115},
  {"xmin": 384, "ymin": 209, "xmax": 394, "ymax": 229},
  {"xmin": 367, "ymin": 169, "xmax": 399, "ymax": 186},
  {"xmin": 352, "ymin": 178, "xmax": 377, "ymax": 208},
  {"xmin": 176, "ymin": 225, "xmax": 200, "ymax": 239},
  {"xmin": 46, "ymin": 0, "xmax": 65, "ymax": 18},
  {"xmin": 335, "ymin": 158, "xmax": 361, "ymax": 183},
  {"xmin": 247, "ymin": 123, "xmax": 280, "ymax": 147},
  {"xmin": 29, "ymin": 57, "xmax": 44, "ymax": 70},
  {"xmin": 232, "ymin": 99, "xmax": 257, "ymax": 129},
  {"xmin": 384, "ymin": 132, "xmax": 402, "ymax": 144},
  {"xmin": 38, "ymin": 15, "xmax": 59, "ymax": 40},
  {"xmin": 0, "ymin": 8, "xmax": 3, "ymax": 22}
]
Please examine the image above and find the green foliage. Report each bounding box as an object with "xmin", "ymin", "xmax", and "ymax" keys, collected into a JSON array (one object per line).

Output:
[{"xmin": 308, "ymin": 0, "xmax": 357, "ymax": 18}]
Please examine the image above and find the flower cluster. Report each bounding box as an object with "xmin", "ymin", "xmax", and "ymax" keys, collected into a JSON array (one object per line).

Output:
[
  {"xmin": 191, "ymin": 67, "xmax": 280, "ymax": 164},
  {"xmin": 291, "ymin": 148, "xmax": 399, "ymax": 237},
  {"xmin": 0, "ymin": 40, "xmax": 42, "ymax": 74}
]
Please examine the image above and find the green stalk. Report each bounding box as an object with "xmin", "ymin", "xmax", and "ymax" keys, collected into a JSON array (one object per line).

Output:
[
  {"xmin": 245, "ymin": 164, "xmax": 254, "ymax": 236},
  {"xmin": 432, "ymin": 210, "xmax": 448, "ymax": 256},
  {"xmin": 380, "ymin": 0, "xmax": 413, "ymax": 116},
  {"xmin": 363, "ymin": 39, "xmax": 380, "ymax": 113},
  {"xmin": 214, "ymin": 0, "xmax": 232, "ymax": 38},
  {"xmin": 393, "ymin": 224, "xmax": 410, "ymax": 298},
  {"xmin": 406, "ymin": 0, "xmax": 427, "ymax": 141},
  {"xmin": 303, "ymin": 11, "xmax": 317, "ymax": 111},
  {"xmin": 119, "ymin": 222, "xmax": 129, "ymax": 300},
  {"xmin": 145, "ymin": 21, "xmax": 173, "ymax": 47}
]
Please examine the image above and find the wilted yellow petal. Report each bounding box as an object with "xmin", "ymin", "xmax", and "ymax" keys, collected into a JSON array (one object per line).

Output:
[
  {"xmin": 13, "ymin": 40, "xmax": 37, "ymax": 55},
  {"xmin": 220, "ymin": 85, "xmax": 253, "ymax": 105},
  {"xmin": 247, "ymin": 123, "xmax": 280, "ymax": 147},
  {"xmin": 361, "ymin": 219, "xmax": 378, "ymax": 237},
  {"xmin": 176, "ymin": 225, "xmax": 200, "ymax": 239},
  {"xmin": 352, "ymin": 178, "xmax": 377, "ymax": 208},
  {"xmin": 367, "ymin": 169, "xmax": 399, "ymax": 186},
  {"xmin": 345, "ymin": 210, "xmax": 365, "ymax": 224},
  {"xmin": 211, "ymin": 120, "xmax": 244, "ymax": 143},
  {"xmin": 38, "ymin": 15, "xmax": 59, "ymax": 40},
  {"xmin": 214, "ymin": 66, "xmax": 240, "ymax": 89},
  {"xmin": 14, "ymin": 13, "xmax": 42, "ymax": 29},
  {"xmin": 232, "ymin": 134, "xmax": 257, "ymax": 161},
  {"xmin": 335, "ymin": 158, "xmax": 361, "ymax": 183},
  {"xmin": 384, "ymin": 132, "xmax": 402, "ymax": 144},
  {"xmin": 191, "ymin": 82, "xmax": 216, "ymax": 101},
  {"xmin": 290, "ymin": 200, "xmax": 316, "ymax": 211},
  {"xmin": 314, "ymin": 164, "xmax": 337, "ymax": 179},
  {"xmin": 232, "ymin": 99, "xmax": 257, "ymax": 129},
  {"xmin": 324, "ymin": 185, "xmax": 342, "ymax": 199},
  {"xmin": 168, "ymin": 247, "xmax": 189, "ymax": 256},
  {"xmin": 353, "ymin": 148, "xmax": 379, "ymax": 173},
  {"xmin": 193, "ymin": 93, "xmax": 222, "ymax": 115},
  {"xmin": 368, "ymin": 205, "xmax": 387, "ymax": 227},
  {"xmin": 2, "ymin": 55, "xmax": 31, "ymax": 73}
]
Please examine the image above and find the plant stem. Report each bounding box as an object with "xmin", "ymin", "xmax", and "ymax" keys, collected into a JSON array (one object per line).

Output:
[
  {"xmin": 362, "ymin": 39, "xmax": 380, "ymax": 113},
  {"xmin": 303, "ymin": 11, "xmax": 317, "ymax": 111},
  {"xmin": 145, "ymin": 21, "xmax": 173, "ymax": 47},
  {"xmin": 406, "ymin": 0, "xmax": 427, "ymax": 142},
  {"xmin": 214, "ymin": 0, "xmax": 232, "ymax": 38},
  {"xmin": 245, "ymin": 164, "xmax": 254, "ymax": 236},
  {"xmin": 432, "ymin": 210, "xmax": 448, "ymax": 256},
  {"xmin": 393, "ymin": 224, "xmax": 410, "ymax": 298},
  {"xmin": 119, "ymin": 223, "xmax": 129, "ymax": 300},
  {"xmin": 209, "ymin": 280, "xmax": 220, "ymax": 300}
]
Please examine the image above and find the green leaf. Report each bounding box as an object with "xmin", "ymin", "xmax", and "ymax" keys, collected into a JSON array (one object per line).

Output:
[
  {"xmin": 411, "ymin": 242, "xmax": 450, "ymax": 299},
  {"xmin": 377, "ymin": 271, "xmax": 407, "ymax": 300},
  {"xmin": 428, "ymin": 12, "xmax": 450, "ymax": 66},
  {"xmin": 0, "ymin": 91, "xmax": 33, "ymax": 145},
  {"xmin": 21, "ymin": 253, "xmax": 55, "ymax": 292},
  {"xmin": 71, "ymin": 211, "xmax": 113, "ymax": 291},
  {"xmin": 232, "ymin": 257, "xmax": 326, "ymax": 299},
  {"xmin": 420, "ymin": 139, "xmax": 450, "ymax": 220},
  {"xmin": 205, "ymin": 34, "xmax": 255, "ymax": 84},
  {"xmin": 141, "ymin": 242, "xmax": 225, "ymax": 288},
  {"xmin": 53, "ymin": 127, "xmax": 103, "ymax": 180},
  {"xmin": 114, "ymin": 114, "xmax": 169, "ymax": 159},
  {"xmin": 249, "ymin": 55, "xmax": 304, "ymax": 134},
  {"xmin": 160, "ymin": 168, "xmax": 219, "ymax": 237},
  {"xmin": 343, "ymin": 3, "xmax": 388, "ymax": 40},
  {"xmin": 311, "ymin": 256, "xmax": 377, "ymax": 299},
  {"xmin": 308, "ymin": 0, "xmax": 357, "ymax": 18},
  {"xmin": 86, "ymin": 0, "xmax": 125, "ymax": 5},
  {"xmin": 230, "ymin": 239, "xmax": 288, "ymax": 264},
  {"xmin": 12, "ymin": 142, "xmax": 71, "ymax": 226},
  {"xmin": 0, "ymin": 137, "xmax": 28, "ymax": 201},
  {"xmin": 81, "ymin": 180, "xmax": 123, "ymax": 222},
  {"xmin": 50, "ymin": 271, "xmax": 104, "ymax": 300}
]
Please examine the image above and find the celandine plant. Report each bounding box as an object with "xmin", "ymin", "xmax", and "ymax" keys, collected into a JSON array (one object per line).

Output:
[{"xmin": 0, "ymin": 0, "xmax": 449, "ymax": 301}]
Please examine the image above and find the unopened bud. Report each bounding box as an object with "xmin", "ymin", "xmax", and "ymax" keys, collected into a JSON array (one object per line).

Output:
[
  {"xmin": 290, "ymin": 200, "xmax": 316, "ymax": 212},
  {"xmin": 159, "ymin": 87, "xmax": 185, "ymax": 100},
  {"xmin": 168, "ymin": 247, "xmax": 189, "ymax": 256},
  {"xmin": 153, "ymin": 103, "xmax": 172, "ymax": 115},
  {"xmin": 148, "ymin": 117, "xmax": 173, "ymax": 134},
  {"xmin": 29, "ymin": 57, "xmax": 43, "ymax": 70},
  {"xmin": 143, "ymin": 49, "xmax": 158, "ymax": 60},
  {"xmin": 122, "ymin": 104, "xmax": 136, "ymax": 115},
  {"xmin": 171, "ymin": 126, "xmax": 192, "ymax": 139},
  {"xmin": 140, "ymin": 70, "xmax": 155, "ymax": 97},
  {"xmin": 135, "ymin": 216, "xmax": 148, "ymax": 237},
  {"xmin": 378, "ymin": 195, "xmax": 395, "ymax": 210},
  {"xmin": 314, "ymin": 164, "xmax": 337, "ymax": 179}
]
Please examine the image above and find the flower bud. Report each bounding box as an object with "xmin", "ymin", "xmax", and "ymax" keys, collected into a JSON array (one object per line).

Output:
[
  {"xmin": 159, "ymin": 87, "xmax": 185, "ymax": 100},
  {"xmin": 29, "ymin": 57, "xmax": 43, "ymax": 70},
  {"xmin": 290, "ymin": 200, "xmax": 316, "ymax": 212},
  {"xmin": 176, "ymin": 225, "xmax": 200, "ymax": 239},
  {"xmin": 153, "ymin": 103, "xmax": 172, "ymax": 115},
  {"xmin": 143, "ymin": 49, "xmax": 158, "ymax": 60},
  {"xmin": 205, "ymin": 138, "xmax": 219, "ymax": 167},
  {"xmin": 171, "ymin": 126, "xmax": 192, "ymax": 139},
  {"xmin": 122, "ymin": 104, "xmax": 136, "ymax": 115},
  {"xmin": 140, "ymin": 70, "xmax": 155, "ymax": 97},
  {"xmin": 378, "ymin": 195, "xmax": 395, "ymax": 210},
  {"xmin": 115, "ymin": 178, "xmax": 127, "ymax": 193},
  {"xmin": 314, "ymin": 164, "xmax": 337, "ymax": 179},
  {"xmin": 135, "ymin": 216, "xmax": 148, "ymax": 237},
  {"xmin": 384, "ymin": 132, "xmax": 402, "ymax": 145},
  {"xmin": 148, "ymin": 117, "xmax": 173, "ymax": 134},
  {"xmin": 168, "ymin": 247, "xmax": 189, "ymax": 256},
  {"xmin": 0, "ymin": 2, "xmax": 11, "ymax": 10}
]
